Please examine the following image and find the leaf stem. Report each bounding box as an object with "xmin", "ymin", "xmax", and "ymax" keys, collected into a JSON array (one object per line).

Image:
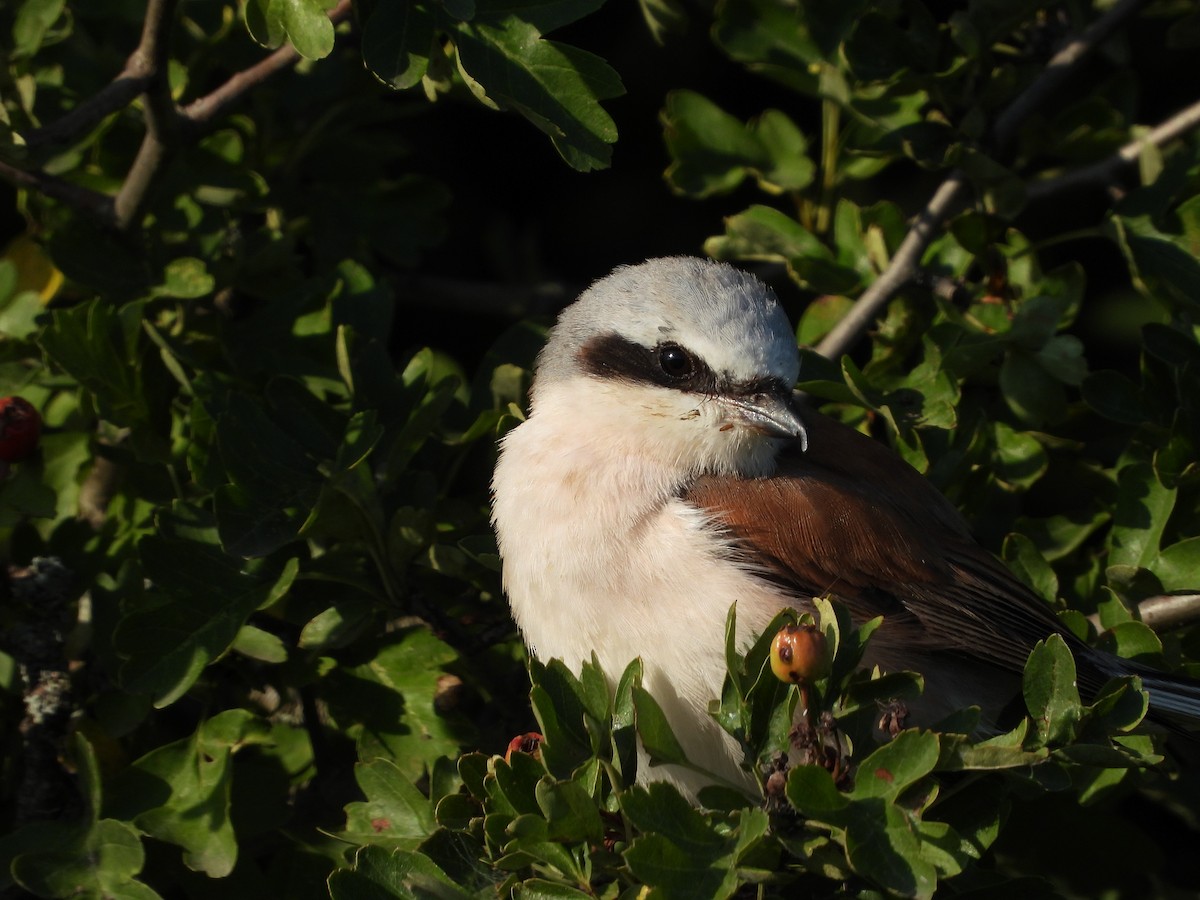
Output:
[{"xmin": 815, "ymin": 99, "xmax": 840, "ymax": 235}]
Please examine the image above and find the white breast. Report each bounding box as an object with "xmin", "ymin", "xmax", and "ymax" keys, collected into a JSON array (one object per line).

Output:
[{"xmin": 491, "ymin": 378, "xmax": 794, "ymax": 796}]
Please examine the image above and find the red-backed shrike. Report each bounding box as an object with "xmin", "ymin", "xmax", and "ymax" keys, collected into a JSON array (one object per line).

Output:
[{"xmin": 492, "ymin": 256, "xmax": 1199, "ymax": 796}]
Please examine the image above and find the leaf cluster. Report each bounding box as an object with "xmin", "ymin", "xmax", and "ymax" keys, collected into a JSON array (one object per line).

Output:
[{"xmin": 329, "ymin": 600, "xmax": 1166, "ymax": 899}]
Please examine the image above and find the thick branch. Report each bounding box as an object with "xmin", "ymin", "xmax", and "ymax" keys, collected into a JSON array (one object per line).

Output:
[
  {"xmin": 24, "ymin": 77, "xmax": 152, "ymax": 150},
  {"xmin": 815, "ymin": 0, "xmax": 1152, "ymax": 361},
  {"xmin": 1027, "ymin": 98, "xmax": 1200, "ymax": 201},
  {"xmin": 1137, "ymin": 593, "xmax": 1200, "ymax": 632},
  {"xmin": 0, "ymin": 158, "xmax": 114, "ymax": 223},
  {"xmin": 24, "ymin": 0, "xmax": 176, "ymax": 150}
]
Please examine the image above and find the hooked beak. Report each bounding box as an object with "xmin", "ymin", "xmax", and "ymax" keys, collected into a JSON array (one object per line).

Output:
[{"xmin": 721, "ymin": 389, "xmax": 809, "ymax": 451}]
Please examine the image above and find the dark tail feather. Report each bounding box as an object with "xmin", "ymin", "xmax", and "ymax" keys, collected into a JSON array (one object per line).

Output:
[{"xmin": 1142, "ymin": 673, "xmax": 1200, "ymax": 725}]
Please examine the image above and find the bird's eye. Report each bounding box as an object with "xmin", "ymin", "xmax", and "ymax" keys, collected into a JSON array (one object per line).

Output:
[{"xmin": 658, "ymin": 344, "xmax": 694, "ymax": 379}]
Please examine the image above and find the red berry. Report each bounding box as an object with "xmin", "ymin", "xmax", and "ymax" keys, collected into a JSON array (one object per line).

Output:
[
  {"xmin": 504, "ymin": 731, "xmax": 544, "ymax": 764},
  {"xmin": 0, "ymin": 397, "xmax": 42, "ymax": 462}
]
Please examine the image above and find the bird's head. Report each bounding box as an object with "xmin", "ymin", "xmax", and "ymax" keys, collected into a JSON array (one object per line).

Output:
[{"xmin": 530, "ymin": 256, "xmax": 807, "ymax": 478}]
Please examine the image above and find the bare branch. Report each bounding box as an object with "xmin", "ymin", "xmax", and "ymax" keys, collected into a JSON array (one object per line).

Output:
[
  {"xmin": 1135, "ymin": 593, "xmax": 1200, "ymax": 632},
  {"xmin": 815, "ymin": 173, "xmax": 967, "ymax": 360},
  {"xmin": 992, "ymin": 0, "xmax": 1151, "ymax": 151},
  {"xmin": 24, "ymin": 77, "xmax": 152, "ymax": 150},
  {"xmin": 182, "ymin": 0, "xmax": 354, "ymax": 129},
  {"xmin": 0, "ymin": 158, "xmax": 115, "ymax": 224},
  {"xmin": 1086, "ymin": 593, "xmax": 1200, "ymax": 634},
  {"xmin": 1027, "ymin": 98, "xmax": 1200, "ymax": 201},
  {"xmin": 3, "ymin": 0, "xmax": 355, "ymax": 228},
  {"xmin": 24, "ymin": 0, "xmax": 177, "ymax": 151},
  {"xmin": 814, "ymin": 0, "xmax": 1153, "ymax": 361},
  {"xmin": 112, "ymin": 0, "xmax": 182, "ymax": 230}
]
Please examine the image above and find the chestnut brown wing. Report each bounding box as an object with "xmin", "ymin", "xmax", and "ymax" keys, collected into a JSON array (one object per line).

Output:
[{"xmin": 684, "ymin": 409, "xmax": 1100, "ymax": 688}]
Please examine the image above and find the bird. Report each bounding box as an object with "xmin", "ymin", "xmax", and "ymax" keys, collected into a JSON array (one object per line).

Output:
[{"xmin": 490, "ymin": 255, "xmax": 1200, "ymax": 798}]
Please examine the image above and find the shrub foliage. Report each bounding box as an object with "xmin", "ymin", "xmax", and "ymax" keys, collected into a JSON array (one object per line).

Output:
[{"xmin": 2, "ymin": 0, "xmax": 1200, "ymax": 897}]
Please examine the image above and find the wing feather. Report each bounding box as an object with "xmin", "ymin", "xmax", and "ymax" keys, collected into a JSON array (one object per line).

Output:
[{"xmin": 683, "ymin": 408, "xmax": 1103, "ymax": 690}]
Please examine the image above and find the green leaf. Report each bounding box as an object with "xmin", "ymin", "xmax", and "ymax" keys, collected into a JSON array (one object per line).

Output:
[
  {"xmin": 156, "ymin": 257, "xmax": 215, "ymax": 299},
  {"xmin": 705, "ymin": 204, "xmax": 830, "ymax": 275},
  {"xmin": 844, "ymin": 802, "xmax": 937, "ymax": 900},
  {"xmin": 327, "ymin": 845, "xmax": 472, "ymax": 900},
  {"xmin": 230, "ymin": 623, "xmax": 288, "ymax": 663},
  {"xmin": 1098, "ymin": 621, "xmax": 1163, "ymax": 666},
  {"xmin": 245, "ymin": 0, "xmax": 336, "ymax": 59},
  {"xmin": 452, "ymin": 17, "xmax": 622, "ymax": 171},
  {"xmin": 1107, "ymin": 213, "xmax": 1200, "ymax": 311},
  {"xmin": 116, "ymin": 539, "xmax": 298, "ymax": 706},
  {"xmin": 1109, "ymin": 463, "xmax": 1175, "ymax": 570},
  {"xmin": 1003, "ymin": 533, "xmax": 1058, "ymax": 602},
  {"xmin": 213, "ymin": 391, "xmax": 325, "ymax": 557},
  {"xmin": 10, "ymin": 819, "xmax": 159, "ymax": 900},
  {"xmin": 662, "ymin": 91, "xmax": 813, "ymax": 197},
  {"xmin": 622, "ymin": 783, "xmax": 740, "ymax": 897},
  {"xmin": 1023, "ymin": 635, "xmax": 1082, "ymax": 745},
  {"xmin": 12, "ymin": 0, "xmax": 67, "ymax": 58},
  {"xmin": 38, "ymin": 300, "xmax": 156, "ymax": 433},
  {"xmin": 362, "ymin": 1, "xmax": 435, "ymax": 89},
  {"xmin": 623, "ymin": 833, "xmax": 738, "ymax": 899},
  {"xmin": 530, "ymin": 659, "xmax": 592, "ymax": 776},
  {"xmin": 1156, "ymin": 537, "xmax": 1200, "ymax": 590},
  {"xmin": 852, "ymin": 730, "xmax": 939, "ymax": 802},
  {"xmin": 999, "ymin": 350, "xmax": 1066, "ymax": 426},
  {"xmin": 331, "ymin": 629, "xmax": 467, "ymax": 781},
  {"xmin": 713, "ymin": 0, "xmax": 822, "ymax": 95},
  {"xmin": 536, "ymin": 777, "xmax": 603, "ymax": 843},
  {"xmin": 638, "ymin": 0, "xmax": 687, "ymax": 42},
  {"xmin": 632, "ymin": 685, "xmax": 690, "ymax": 767},
  {"xmin": 104, "ymin": 709, "xmax": 270, "ymax": 878},
  {"xmin": 342, "ymin": 759, "xmax": 437, "ymax": 849}
]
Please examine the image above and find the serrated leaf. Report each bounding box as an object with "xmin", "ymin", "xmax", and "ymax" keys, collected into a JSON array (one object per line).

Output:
[
  {"xmin": 327, "ymin": 845, "xmax": 472, "ymax": 900},
  {"xmin": 104, "ymin": 710, "xmax": 270, "ymax": 878},
  {"xmin": 10, "ymin": 819, "xmax": 158, "ymax": 899},
  {"xmin": 117, "ymin": 541, "xmax": 298, "ymax": 706},
  {"xmin": 662, "ymin": 91, "xmax": 813, "ymax": 197},
  {"xmin": 342, "ymin": 759, "xmax": 437, "ymax": 848}
]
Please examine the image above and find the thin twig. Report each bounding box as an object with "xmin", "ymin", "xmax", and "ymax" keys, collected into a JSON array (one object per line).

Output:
[
  {"xmin": 112, "ymin": 0, "xmax": 180, "ymax": 230},
  {"xmin": 2, "ymin": 0, "xmax": 353, "ymax": 229},
  {"xmin": 992, "ymin": 0, "xmax": 1150, "ymax": 152},
  {"xmin": 181, "ymin": 0, "xmax": 354, "ymax": 130},
  {"xmin": 0, "ymin": 158, "xmax": 114, "ymax": 222},
  {"xmin": 814, "ymin": 0, "xmax": 1153, "ymax": 361},
  {"xmin": 815, "ymin": 173, "xmax": 967, "ymax": 360},
  {"xmin": 1087, "ymin": 593, "xmax": 1200, "ymax": 634},
  {"xmin": 1027, "ymin": 98, "xmax": 1200, "ymax": 201}
]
